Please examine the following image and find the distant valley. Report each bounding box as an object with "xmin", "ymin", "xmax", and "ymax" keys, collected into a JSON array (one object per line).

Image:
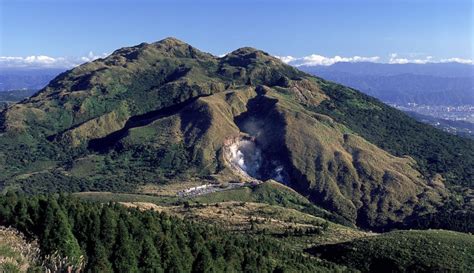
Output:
[
  {"xmin": 0, "ymin": 68, "xmax": 65, "ymax": 91},
  {"xmin": 300, "ymin": 62, "xmax": 474, "ymax": 137}
]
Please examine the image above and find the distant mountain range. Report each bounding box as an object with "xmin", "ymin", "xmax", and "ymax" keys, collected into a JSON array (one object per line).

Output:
[
  {"xmin": 0, "ymin": 68, "xmax": 66, "ymax": 91},
  {"xmin": 300, "ymin": 62, "xmax": 474, "ymax": 106},
  {"xmin": 301, "ymin": 62, "xmax": 474, "ymax": 77}
]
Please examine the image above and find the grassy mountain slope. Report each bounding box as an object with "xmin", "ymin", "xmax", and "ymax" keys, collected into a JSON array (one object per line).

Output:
[
  {"xmin": 308, "ymin": 230, "xmax": 474, "ymax": 273},
  {"xmin": 0, "ymin": 38, "xmax": 472, "ymax": 230},
  {"xmin": 311, "ymin": 81, "xmax": 473, "ymax": 188}
]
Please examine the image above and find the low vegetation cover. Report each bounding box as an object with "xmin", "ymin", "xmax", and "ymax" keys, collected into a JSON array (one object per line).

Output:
[
  {"xmin": 191, "ymin": 181, "xmax": 352, "ymax": 226},
  {"xmin": 308, "ymin": 230, "xmax": 474, "ymax": 273},
  {"xmin": 0, "ymin": 226, "xmax": 40, "ymax": 272}
]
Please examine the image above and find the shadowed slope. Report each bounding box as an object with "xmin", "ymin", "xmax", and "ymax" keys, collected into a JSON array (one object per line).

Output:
[{"xmin": 0, "ymin": 38, "xmax": 471, "ymax": 230}]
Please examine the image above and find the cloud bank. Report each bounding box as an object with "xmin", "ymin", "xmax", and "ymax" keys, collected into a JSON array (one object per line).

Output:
[
  {"xmin": 388, "ymin": 53, "xmax": 473, "ymax": 65},
  {"xmin": 1, "ymin": 51, "xmax": 472, "ymax": 68},
  {"xmin": 276, "ymin": 54, "xmax": 380, "ymax": 66},
  {"xmin": 277, "ymin": 53, "xmax": 473, "ymax": 66},
  {"xmin": 0, "ymin": 52, "xmax": 109, "ymax": 68}
]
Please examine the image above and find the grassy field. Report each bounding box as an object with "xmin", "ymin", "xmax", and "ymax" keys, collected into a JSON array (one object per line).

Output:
[
  {"xmin": 75, "ymin": 181, "xmax": 352, "ymax": 226},
  {"xmin": 73, "ymin": 191, "xmax": 180, "ymax": 205},
  {"xmin": 74, "ymin": 181, "xmax": 368, "ymax": 250},
  {"xmin": 121, "ymin": 200, "xmax": 372, "ymax": 251},
  {"xmin": 308, "ymin": 229, "xmax": 474, "ymax": 272}
]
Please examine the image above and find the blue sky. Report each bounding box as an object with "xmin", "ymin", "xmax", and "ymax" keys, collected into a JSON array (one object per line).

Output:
[{"xmin": 1, "ymin": 0, "xmax": 472, "ymax": 67}]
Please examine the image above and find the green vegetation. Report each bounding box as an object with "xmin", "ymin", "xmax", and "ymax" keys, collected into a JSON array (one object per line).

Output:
[
  {"xmin": 74, "ymin": 191, "xmax": 179, "ymax": 204},
  {"xmin": 192, "ymin": 181, "xmax": 352, "ymax": 226},
  {"xmin": 311, "ymin": 81, "xmax": 474, "ymax": 188},
  {"xmin": 387, "ymin": 196, "xmax": 474, "ymax": 233},
  {"xmin": 0, "ymin": 193, "xmax": 349, "ymax": 272},
  {"xmin": 73, "ymin": 182, "xmax": 352, "ymax": 227},
  {"xmin": 308, "ymin": 230, "xmax": 474, "ymax": 273},
  {"xmin": 2, "ymin": 192, "xmax": 472, "ymax": 272},
  {"xmin": 121, "ymin": 201, "xmax": 370, "ymax": 252},
  {"xmin": 0, "ymin": 37, "xmax": 472, "ymax": 231}
]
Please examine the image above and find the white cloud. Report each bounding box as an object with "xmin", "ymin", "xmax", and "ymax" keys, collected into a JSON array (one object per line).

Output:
[
  {"xmin": 276, "ymin": 54, "xmax": 380, "ymax": 66},
  {"xmin": 1, "ymin": 51, "xmax": 472, "ymax": 68},
  {"xmin": 389, "ymin": 53, "xmax": 434, "ymax": 64},
  {"xmin": 276, "ymin": 53, "xmax": 473, "ymax": 66},
  {"xmin": 0, "ymin": 52, "xmax": 109, "ymax": 68},
  {"xmin": 0, "ymin": 55, "xmax": 69, "ymax": 68},
  {"xmin": 79, "ymin": 51, "xmax": 108, "ymax": 62},
  {"xmin": 439, "ymin": 57, "xmax": 473, "ymax": 64},
  {"xmin": 277, "ymin": 56, "xmax": 297, "ymax": 64},
  {"xmin": 388, "ymin": 53, "xmax": 473, "ymax": 65},
  {"xmin": 24, "ymin": 55, "xmax": 58, "ymax": 64}
]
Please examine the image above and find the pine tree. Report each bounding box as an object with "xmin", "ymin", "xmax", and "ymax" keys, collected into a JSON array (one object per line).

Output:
[
  {"xmin": 139, "ymin": 236, "xmax": 164, "ymax": 273},
  {"xmin": 41, "ymin": 199, "xmax": 83, "ymax": 267},
  {"xmin": 192, "ymin": 249, "xmax": 214, "ymax": 273},
  {"xmin": 0, "ymin": 191, "xmax": 18, "ymax": 224},
  {"xmin": 13, "ymin": 196, "xmax": 32, "ymax": 234},
  {"xmin": 160, "ymin": 236, "xmax": 184, "ymax": 273},
  {"xmin": 88, "ymin": 242, "xmax": 113, "ymax": 273},
  {"xmin": 99, "ymin": 205, "xmax": 117, "ymax": 259},
  {"xmin": 112, "ymin": 219, "xmax": 139, "ymax": 273}
]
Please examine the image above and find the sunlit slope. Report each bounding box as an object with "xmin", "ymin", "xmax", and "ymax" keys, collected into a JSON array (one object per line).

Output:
[{"xmin": 0, "ymin": 38, "xmax": 472, "ymax": 230}]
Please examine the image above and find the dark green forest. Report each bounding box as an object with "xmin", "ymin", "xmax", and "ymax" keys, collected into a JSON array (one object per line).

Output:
[{"xmin": 0, "ymin": 193, "xmax": 346, "ymax": 273}]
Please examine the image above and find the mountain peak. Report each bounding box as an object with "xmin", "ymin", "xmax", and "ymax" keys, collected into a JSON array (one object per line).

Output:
[
  {"xmin": 153, "ymin": 37, "xmax": 189, "ymax": 47},
  {"xmin": 220, "ymin": 47, "xmax": 284, "ymax": 69},
  {"xmin": 104, "ymin": 37, "xmax": 211, "ymax": 64},
  {"xmin": 227, "ymin": 47, "xmax": 273, "ymax": 59}
]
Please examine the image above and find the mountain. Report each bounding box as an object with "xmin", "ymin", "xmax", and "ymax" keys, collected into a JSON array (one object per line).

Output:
[
  {"xmin": 302, "ymin": 62, "xmax": 474, "ymax": 77},
  {"xmin": 0, "ymin": 68, "xmax": 65, "ymax": 91},
  {"xmin": 0, "ymin": 38, "xmax": 473, "ymax": 230},
  {"xmin": 300, "ymin": 62, "xmax": 474, "ymax": 106}
]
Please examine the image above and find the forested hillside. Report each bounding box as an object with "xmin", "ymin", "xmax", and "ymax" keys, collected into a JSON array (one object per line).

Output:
[{"xmin": 0, "ymin": 193, "xmax": 346, "ymax": 272}]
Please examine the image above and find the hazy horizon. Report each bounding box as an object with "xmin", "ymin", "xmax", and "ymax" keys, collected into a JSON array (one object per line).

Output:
[{"xmin": 1, "ymin": 0, "xmax": 472, "ymax": 68}]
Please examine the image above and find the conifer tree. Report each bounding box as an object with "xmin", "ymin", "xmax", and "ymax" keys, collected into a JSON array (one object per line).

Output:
[
  {"xmin": 160, "ymin": 236, "xmax": 184, "ymax": 273},
  {"xmin": 100, "ymin": 205, "xmax": 117, "ymax": 258},
  {"xmin": 192, "ymin": 249, "xmax": 215, "ymax": 273},
  {"xmin": 88, "ymin": 242, "xmax": 113, "ymax": 273},
  {"xmin": 41, "ymin": 199, "xmax": 83, "ymax": 267},
  {"xmin": 113, "ymin": 219, "xmax": 139, "ymax": 272},
  {"xmin": 139, "ymin": 236, "xmax": 164, "ymax": 273}
]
